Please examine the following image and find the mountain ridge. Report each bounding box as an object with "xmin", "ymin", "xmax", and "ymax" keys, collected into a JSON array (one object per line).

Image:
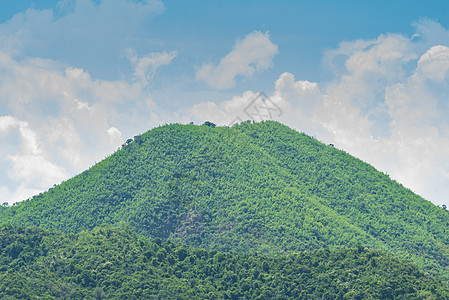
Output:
[{"xmin": 1, "ymin": 121, "xmax": 449, "ymax": 282}]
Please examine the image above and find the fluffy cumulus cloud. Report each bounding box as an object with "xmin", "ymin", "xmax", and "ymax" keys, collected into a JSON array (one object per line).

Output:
[
  {"xmin": 125, "ymin": 49, "xmax": 178, "ymax": 86},
  {"xmin": 0, "ymin": 51, "xmax": 171, "ymax": 205},
  {"xmin": 0, "ymin": 0, "xmax": 174, "ymax": 205},
  {"xmin": 196, "ymin": 31, "xmax": 278, "ymax": 89},
  {"xmin": 0, "ymin": 115, "xmax": 68, "ymax": 204},
  {"xmin": 0, "ymin": 0, "xmax": 164, "ymax": 75},
  {"xmin": 0, "ymin": 53, "xmax": 159, "ymax": 204},
  {"xmin": 190, "ymin": 19, "xmax": 449, "ymax": 206}
]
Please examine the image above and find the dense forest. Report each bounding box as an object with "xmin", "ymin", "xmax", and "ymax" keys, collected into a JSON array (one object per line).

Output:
[
  {"xmin": 1, "ymin": 121, "xmax": 449, "ymax": 284},
  {"xmin": 1, "ymin": 224, "xmax": 448, "ymax": 299}
]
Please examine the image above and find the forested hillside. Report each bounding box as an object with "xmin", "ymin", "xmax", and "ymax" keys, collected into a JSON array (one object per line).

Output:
[
  {"xmin": 1, "ymin": 224, "xmax": 448, "ymax": 299},
  {"xmin": 1, "ymin": 121, "xmax": 449, "ymax": 282}
]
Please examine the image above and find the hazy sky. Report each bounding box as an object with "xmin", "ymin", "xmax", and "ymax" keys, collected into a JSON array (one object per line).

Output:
[{"xmin": 1, "ymin": 0, "xmax": 449, "ymax": 207}]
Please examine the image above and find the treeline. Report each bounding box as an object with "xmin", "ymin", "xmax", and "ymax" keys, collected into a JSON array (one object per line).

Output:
[
  {"xmin": 1, "ymin": 121, "xmax": 449, "ymax": 283},
  {"xmin": 1, "ymin": 224, "xmax": 448, "ymax": 299}
]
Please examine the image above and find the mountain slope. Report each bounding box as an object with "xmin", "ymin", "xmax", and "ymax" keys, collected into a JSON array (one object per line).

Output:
[
  {"xmin": 1, "ymin": 121, "xmax": 449, "ymax": 281},
  {"xmin": 1, "ymin": 224, "xmax": 448, "ymax": 299}
]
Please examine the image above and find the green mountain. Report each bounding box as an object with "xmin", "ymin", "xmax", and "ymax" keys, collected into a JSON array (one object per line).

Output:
[
  {"xmin": 1, "ymin": 224, "xmax": 448, "ymax": 299},
  {"xmin": 1, "ymin": 121, "xmax": 449, "ymax": 282}
]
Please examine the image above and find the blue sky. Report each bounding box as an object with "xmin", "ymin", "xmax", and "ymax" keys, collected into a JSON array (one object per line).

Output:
[{"xmin": 1, "ymin": 0, "xmax": 449, "ymax": 206}]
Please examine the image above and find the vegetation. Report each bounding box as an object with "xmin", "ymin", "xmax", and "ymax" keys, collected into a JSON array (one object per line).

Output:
[
  {"xmin": 1, "ymin": 121, "xmax": 449, "ymax": 283},
  {"xmin": 1, "ymin": 224, "xmax": 448, "ymax": 299}
]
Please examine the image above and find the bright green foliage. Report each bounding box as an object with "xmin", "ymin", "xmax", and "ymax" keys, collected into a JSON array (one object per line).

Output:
[
  {"xmin": 1, "ymin": 224, "xmax": 448, "ymax": 299},
  {"xmin": 1, "ymin": 121, "xmax": 449, "ymax": 282}
]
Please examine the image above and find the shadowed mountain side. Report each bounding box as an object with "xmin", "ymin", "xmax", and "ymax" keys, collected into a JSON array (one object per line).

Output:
[{"xmin": 1, "ymin": 224, "xmax": 448, "ymax": 299}]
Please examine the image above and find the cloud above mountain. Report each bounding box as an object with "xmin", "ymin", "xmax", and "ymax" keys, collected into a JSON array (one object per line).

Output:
[
  {"xmin": 190, "ymin": 19, "xmax": 449, "ymax": 206},
  {"xmin": 196, "ymin": 31, "xmax": 278, "ymax": 89},
  {"xmin": 0, "ymin": 53, "xmax": 165, "ymax": 204}
]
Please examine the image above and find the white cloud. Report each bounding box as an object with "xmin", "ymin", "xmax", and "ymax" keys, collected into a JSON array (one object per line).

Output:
[
  {"xmin": 107, "ymin": 126, "xmax": 122, "ymax": 148},
  {"xmin": 7, "ymin": 154, "xmax": 68, "ymax": 187},
  {"xmin": 188, "ymin": 19, "xmax": 449, "ymax": 207},
  {"xmin": 0, "ymin": 51, "xmax": 164, "ymax": 204},
  {"xmin": 0, "ymin": 184, "xmax": 43, "ymax": 206},
  {"xmin": 0, "ymin": 116, "xmax": 40, "ymax": 155},
  {"xmin": 125, "ymin": 49, "xmax": 178, "ymax": 85},
  {"xmin": 0, "ymin": 116, "xmax": 19, "ymax": 135},
  {"xmin": 0, "ymin": 116, "xmax": 68, "ymax": 204},
  {"xmin": 416, "ymin": 45, "xmax": 449, "ymax": 81},
  {"xmin": 190, "ymin": 90, "xmax": 259, "ymax": 125},
  {"xmin": 0, "ymin": 0, "xmax": 165, "ymax": 81},
  {"xmin": 196, "ymin": 31, "xmax": 278, "ymax": 89},
  {"xmin": 0, "ymin": 0, "xmax": 164, "ymax": 55}
]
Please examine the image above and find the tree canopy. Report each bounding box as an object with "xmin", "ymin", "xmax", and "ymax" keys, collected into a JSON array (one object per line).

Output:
[
  {"xmin": 1, "ymin": 121, "xmax": 449, "ymax": 283},
  {"xmin": 1, "ymin": 224, "xmax": 448, "ymax": 299}
]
